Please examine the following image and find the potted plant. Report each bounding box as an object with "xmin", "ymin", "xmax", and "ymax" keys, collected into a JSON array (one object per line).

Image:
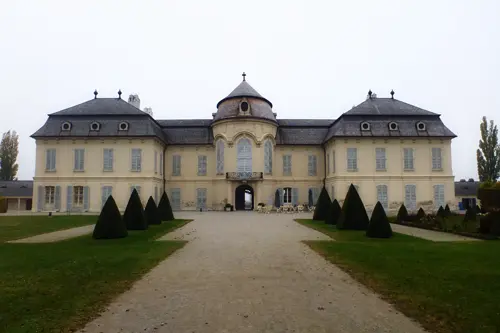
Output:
[{"xmin": 224, "ymin": 203, "xmax": 233, "ymax": 212}]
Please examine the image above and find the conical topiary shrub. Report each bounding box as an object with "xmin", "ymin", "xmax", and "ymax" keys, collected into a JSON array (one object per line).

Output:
[
  {"xmin": 313, "ymin": 187, "xmax": 332, "ymax": 221},
  {"xmin": 123, "ymin": 189, "xmax": 147, "ymax": 230},
  {"xmin": 444, "ymin": 204, "xmax": 451, "ymax": 216},
  {"xmin": 325, "ymin": 199, "xmax": 341, "ymax": 225},
  {"xmin": 366, "ymin": 201, "xmax": 393, "ymax": 238},
  {"xmin": 416, "ymin": 207, "xmax": 426, "ymax": 221},
  {"xmin": 396, "ymin": 204, "xmax": 408, "ymax": 223},
  {"xmin": 436, "ymin": 206, "xmax": 445, "ymax": 218},
  {"xmin": 145, "ymin": 196, "xmax": 161, "ymax": 225},
  {"xmin": 158, "ymin": 192, "xmax": 175, "ymax": 221},
  {"xmin": 337, "ymin": 184, "xmax": 369, "ymax": 230},
  {"xmin": 93, "ymin": 195, "xmax": 128, "ymax": 239}
]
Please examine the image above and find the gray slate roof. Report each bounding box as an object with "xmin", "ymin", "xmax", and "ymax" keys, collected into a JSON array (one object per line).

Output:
[
  {"xmin": 0, "ymin": 181, "xmax": 33, "ymax": 197},
  {"xmin": 455, "ymin": 181, "xmax": 479, "ymax": 197},
  {"xmin": 216, "ymin": 80, "xmax": 273, "ymax": 108},
  {"xmin": 213, "ymin": 98, "xmax": 277, "ymax": 123},
  {"xmin": 344, "ymin": 98, "xmax": 439, "ymax": 116},
  {"xmin": 49, "ymin": 98, "xmax": 148, "ymax": 116}
]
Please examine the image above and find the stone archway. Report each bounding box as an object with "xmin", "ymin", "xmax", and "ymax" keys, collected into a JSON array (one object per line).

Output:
[{"xmin": 235, "ymin": 184, "xmax": 254, "ymax": 211}]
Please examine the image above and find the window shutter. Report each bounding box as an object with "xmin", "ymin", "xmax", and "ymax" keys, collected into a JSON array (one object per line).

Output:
[
  {"xmin": 292, "ymin": 188, "xmax": 299, "ymax": 205},
  {"xmin": 109, "ymin": 149, "xmax": 114, "ymax": 170},
  {"xmin": 66, "ymin": 186, "xmax": 73, "ymax": 212},
  {"xmin": 55, "ymin": 185, "xmax": 61, "ymax": 211},
  {"xmin": 80, "ymin": 150, "xmax": 85, "ymax": 170},
  {"xmin": 37, "ymin": 185, "xmax": 43, "ymax": 211},
  {"xmin": 45, "ymin": 150, "xmax": 51, "ymax": 170},
  {"xmin": 83, "ymin": 186, "xmax": 89, "ymax": 211},
  {"xmin": 278, "ymin": 188, "xmax": 284, "ymax": 205}
]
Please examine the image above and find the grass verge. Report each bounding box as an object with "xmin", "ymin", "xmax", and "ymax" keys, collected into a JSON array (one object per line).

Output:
[
  {"xmin": 0, "ymin": 219, "xmax": 191, "ymax": 333},
  {"xmin": 296, "ymin": 218, "xmax": 500, "ymax": 333},
  {"xmin": 0, "ymin": 215, "xmax": 97, "ymax": 242}
]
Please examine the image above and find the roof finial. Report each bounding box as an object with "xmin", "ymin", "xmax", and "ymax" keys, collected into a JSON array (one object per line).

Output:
[
  {"xmin": 390, "ymin": 89, "xmax": 395, "ymax": 99},
  {"xmin": 118, "ymin": 89, "xmax": 122, "ymax": 99},
  {"xmin": 368, "ymin": 89, "xmax": 372, "ymax": 99},
  {"xmin": 94, "ymin": 89, "xmax": 98, "ymax": 99},
  {"xmin": 242, "ymin": 72, "xmax": 246, "ymax": 81}
]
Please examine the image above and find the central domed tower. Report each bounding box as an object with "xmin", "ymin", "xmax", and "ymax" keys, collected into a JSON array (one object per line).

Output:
[{"xmin": 213, "ymin": 73, "xmax": 277, "ymax": 124}]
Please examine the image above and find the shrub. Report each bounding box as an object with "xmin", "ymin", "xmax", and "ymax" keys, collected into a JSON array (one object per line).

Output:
[
  {"xmin": 366, "ymin": 201, "xmax": 393, "ymax": 238},
  {"xmin": 145, "ymin": 196, "xmax": 161, "ymax": 225},
  {"xmin": 123, "ymin": 189, "xmax": 147, "ymax": 230},
  {"xmin": 436, "ymin": 206, "xmax": 445, "ymax": 218},
  {"xmin": 476, "ymin": 204, "xmax": 482, "ymax": 213},
  {"xmin": 313, "ymin": 187, "xmax": 332, "ymax": 221},
  {"xmin": 158, "ymin": 192, "xmax": 175, "ymax": 221},
  {"xmin": 444, "ymin": 204, "xmax": 451, "ymax": 216},
  {"xmin": 396, "ymin": 204, "xmax": 408, "ymax": 223},
  {"xmin": 416, "ymin": 207, "xmax": 426, "ymax": 220},
  {"xmin": 464, "ymin": 207, "xmax": 477, "ymax": 222},
  {"xmin": 337, "ymin": 184, "xmax": 369, "ymax": 230},
  {"xmin": 325, "ymin": 199, "xmax": 341, "ymax": 225},
  {"xmin": 92, "ymin": 195, "xmax": 128, "ymax": 239}
]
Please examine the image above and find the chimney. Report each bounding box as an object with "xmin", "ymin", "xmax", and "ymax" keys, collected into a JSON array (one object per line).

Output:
[
  {"xmin": 143, "ymin": 107, "xmax": 153, "ymax": 116},
  {"xmin": 128, "ymin": 94, "xmax": 141, "ymax": 109}
]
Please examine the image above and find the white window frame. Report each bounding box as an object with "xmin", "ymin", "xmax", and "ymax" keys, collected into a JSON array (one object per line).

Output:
[
  {"xmin": 403, "ymin": 148, "xmax": 414, "ymax": 171},
  {"xmin": 103, "ymin": 148, "xmax": 113, "ymax": 172},
  {"xmin": 404, "ymin": 184, "xmax": 417, "ymax": 211},
  {"xmin": 74, "ymin": 149, "xmax": 85, "ymax": 171},
  {"xmin": 216, "ymin": 139, "xmax": 224, "ymax": 175},
  {"xmin": 131, "ymin": 148, "xmax": 142, "ymax": 172},
  {"xmin": 171, "ymin": 188, "xmax": 181, "ymax": 210},
  {"xmin": 264, "ymin": 139, "xmax": 273, "ymax": 175},
  {"xmin": 433, "ymin": 184, "xmax": 445, "ymax": 209},
  {"xmin": 347, "ymin": 148, "xmax": 357, "ymax": 171},
  {"xmin": 283, "ymin": 155, "xmax": 292, "ymax": 175},
  {"xmin": 198, "ymin": 155, "xmax": 207, "ymax": 176},
  {"xmin": 44, "ymin": 186, "xmax": 55, "ymax": 205},
  {"xmin": 308, "ymin": 155, "xmax": 317, "ymax": 176},
  {"xmin": 375, "ymin": 148, "xmax": 386, "ymax": 171},
  {"xmin": 73, "ymin": 185, "xmax": 84, "ymax": 206},
  {"xmin": 45, "ymin": 149, "xmax": 56, "ymax": 171},
  {"xmin": 172, "ymin": 155, "xmax": 181, "ymax": 176},
  {"xmin": 283, "ymin": 187, "xmax": 292, "ymax": 204},
  {"xmin": 432, "ymin": 147, "xmax": 442, "ymax": 170},
  {"xmin": 376, "ymin": 184, "xmax": 388, "ymax": 209},
  {"xmin": 101, "ymin": 186, "xmax": 112, "ymax": 208}
]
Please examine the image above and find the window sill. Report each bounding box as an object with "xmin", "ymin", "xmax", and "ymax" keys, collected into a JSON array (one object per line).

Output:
[
  {"xmin": 103, "ymin": 169, "xmax": 113, "ymax": 172},
  {"xmin": 347, "ymin": 169, "xmax": 358, "ymax": 172},
  {"xmin": 131, "ymin": 170, "xmax": 142, "ymax": 172},
  {"xmin": 376, "ymin": 169, "xmax": 387, "ymax": 172},
  {"xmin": 283, "ymin": 173, "xmax": 292, "ymax": 176},
  {"xmin": 197, "ymin": 174, "xmax": 207, "ymax": 177},
  {"xmin": 432, "ymin": 168, "xmax": 443, "ymax": 172},
  {"xmin": 73, "ymin": 170, "xmax": 85, "ymax": 172},
  {"xmin": 45, "ymin": 170, "xmax": 56, "ymax": 173},
  {"xmin": 404, "ymin": 169, "xmax": 415, "ymax": 172},
  {"xmin": 172, "ymin": 174, "xmax": 181, "ymax": 177}
]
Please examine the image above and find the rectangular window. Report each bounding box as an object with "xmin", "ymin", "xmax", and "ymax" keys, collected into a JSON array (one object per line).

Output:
[
  {"xmin": 327, "ymin": 153, "xmax": 330, "ymax": 174},
  {"xmin": 171, "ymin": 188, "xmax": 181, "ymax": 210},
  {"xmin": 74, "ymin": 149, "xmax": 85, "ymax": 171},
  {"xmin": 283, "ymin": 187, "xmax": 292, "ymax": 204},
  {"xmin": 73, "ymin": 186, "xmax": 84, "ymax": 206},
  {"xmin": 45, "ymin": 149, "xmax": 56, "ymax": 171},
  {"xmin": 375, "ymin": 148, "xmax": 386, "ymax": 171},
  {"xmin": 131, "ymin": 148, "xmax": 142, "ymax": 171},
  {"xmin": 154, "ymin": 151, "xmax": 158, "ymax": 174},
  {"xmin": 332, "ymin": 150, "xmax": 336, "ymax": 173},
  {"xmin": 44, "ymin": 186, "xmax": 55, "ymax": 204},
  {"xmin": 376, "ymin": 185, "xmax": 388, "ymax": 209},
  {"xmin": 130, "ymin": 185, "xmax": 141, "ymax": 199},
  {"xmin": 403, "ymin": 148, "xmax": 414, "ymax": 170},
  {"xmin": 433, "ymin": 184, "xmax": 445, "ymax": 209},
  {"xmin": 159, "ymin": 153, "xmax": 163, "ymax": 175},
  {"xmin": 101, "ymin": 186, "xmax": 112, "ymax": 208},
  {"xmin": 103, "ymin": 148, "xmax": 113, "ymax": 171},
  {"xmin": 196, "ymin": 188, "xmax": 207, "ymax": 210},
  {"xmin": 432, "ymin": 148, "xmax": 442, "ymax": 170},
  {"xmin": 172, "ymin": 155, "xmax": 181, "ymax": 176},
  {"xmin": 198, "ymin": 155, "xmax": 207, "ymax": 176},
  {"xmin": 283, "ymin": 155, "xmax": 292, "ymax": 175},
  {"xmin": 405, "ymin": 184, "xmax": 417, "ymax": 211},
  {"xmin": 347, "ymin": 148, "xmax": 357, "ymax": 171},
  {"xmin": 308, "ymin": 155, "xmax": 317, "ymax": 176}
]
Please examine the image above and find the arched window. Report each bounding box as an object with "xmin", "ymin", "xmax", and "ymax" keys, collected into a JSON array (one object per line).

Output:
[
  {"xmin": 216, "ymin": 139, "xmax": 224, "ymax": 175},
  {"xmin": 237, "ymin": 138, "xmax": 252, "ymax": 176},
  {"xmin": 264, "ymin": 139, "xmax": 272, "ymax": 174}
]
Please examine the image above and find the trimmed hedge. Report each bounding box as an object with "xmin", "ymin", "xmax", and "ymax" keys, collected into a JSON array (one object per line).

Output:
[
  {"xmin": 325, "ymin": 199, "xmax": 341, "ymax": 225},
  {"xmin": 145, "ymin": 196, "xmax": 161, "ymax": 225},
  {"xmin": 337, "ymin": 184, "xmax": 369, "ymax": 230},
  {"xmin": 313, "ymin": 187, "xmax": 331, "ymax": 221},
  {"xmin": 366, "ymin": 201, "xmax": 393, "ymax": 238},
  {"xmin": 444, "ymin": 204, "xmax": 451, "ymax": 216},
  {"xmin": 396, "ymin": 204, "xmax": 408, "ymax": 223},
  {"xmin": 158, "ymin": 192, "xmax": 175, "ymax": 221},
  {"xmin": 123, "ymin": 189, "xmax": 147, "ymax": 230},
  {"xmin": 92, "ymin": 195, "xmax": 128, "ymax": 239},
  {"xmin": 437, "ymin": 206, "xmax": 445, "ymax": 218},
  {"xmin": 464, "ymin": 207, "xmax": 477, "ymax": 222}
]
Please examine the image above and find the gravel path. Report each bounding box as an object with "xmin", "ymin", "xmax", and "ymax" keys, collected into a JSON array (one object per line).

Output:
[
  {"xmin": 390, "ymin": 223, "xmax": 480, "ymax": 242},
  {"xmin": 78, "ymin": 212, "xmax": 427, "ymax": 333},
  {"xmin": 8, "ymin": 225, "xmax": 94, "ymax": 243}
]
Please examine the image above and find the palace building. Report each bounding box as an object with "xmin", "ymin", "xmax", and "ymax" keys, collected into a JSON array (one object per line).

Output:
[{"xmin": 31, "ymin": 74, "xmax": 457, "ymax": 213}]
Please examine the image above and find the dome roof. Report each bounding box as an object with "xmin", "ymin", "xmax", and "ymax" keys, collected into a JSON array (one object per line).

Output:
[{"xmin": 213, "ymin": 75, "xmax": 276, "ymax": 123}]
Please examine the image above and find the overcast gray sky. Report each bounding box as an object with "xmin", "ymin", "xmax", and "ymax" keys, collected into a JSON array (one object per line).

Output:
[{"xmin": 1, "ymin": 0, "xmax": 499, "ymax": 180}]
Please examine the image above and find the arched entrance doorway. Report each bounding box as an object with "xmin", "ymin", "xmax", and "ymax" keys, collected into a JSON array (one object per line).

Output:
[{"xmin": 235, "ymin": 184, "xmax": 254, "ymax": 211}]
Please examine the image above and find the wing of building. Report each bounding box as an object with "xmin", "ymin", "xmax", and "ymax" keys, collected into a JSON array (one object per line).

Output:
[{"xmin": 30, "ymin": 76, "xmax": 457, "ymax": 214}]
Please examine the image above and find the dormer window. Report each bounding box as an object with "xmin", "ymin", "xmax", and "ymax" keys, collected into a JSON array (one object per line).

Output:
[
  {"xmin": 118, "ymin": 122, "xmax": 129, "ymax": 131},
  {"xmin": 416, "ymin": 121, "xmax": 426, "ymax": 131},
  {"xmin": 61, "ymin": 122, "xmax": 72, "ymax": 131},
  {"xmin": 90, "ymin": 122, "xmax": 100, "ymax": 131},
  {"xmin": 389, "ymin": 122, "xmax": 399, "ymax": 131},
  {"xmin": 361, "ymin": 122, "xmax": 371, "ymax": 131},
  {"xmin": 241, "ymin": 101, "xmax": 249, "ymax": 112},
  {"xmin": 239, "ymin": 99, "xmax": 251, "ymax": 115}
]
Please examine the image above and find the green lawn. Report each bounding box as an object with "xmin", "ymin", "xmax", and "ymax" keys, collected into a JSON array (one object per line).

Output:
[
  {"xmin": 0, "ymin": 218, "xmax": 191, "ymax": 333},
  {"xmin": 0, "ymin": 215, "xmax": 97, "ymax": 242},
  {"xmin": 296, "ymin": 219, "xmax": 500, "ymax": 333}
]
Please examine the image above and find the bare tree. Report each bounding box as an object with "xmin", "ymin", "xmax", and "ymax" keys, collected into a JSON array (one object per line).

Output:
[{"xmin": 0, "ymin": 130, "xmax": 19, "ymax": 181}]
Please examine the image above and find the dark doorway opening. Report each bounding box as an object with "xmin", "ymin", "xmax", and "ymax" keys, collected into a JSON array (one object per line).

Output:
[
  {"xmin": 235, "ymin": 184, "xmax": 254, "ymax": 211},
  {"xmin": 26, "ymin": 199, "xmax": 32, "ymax": 211}
]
